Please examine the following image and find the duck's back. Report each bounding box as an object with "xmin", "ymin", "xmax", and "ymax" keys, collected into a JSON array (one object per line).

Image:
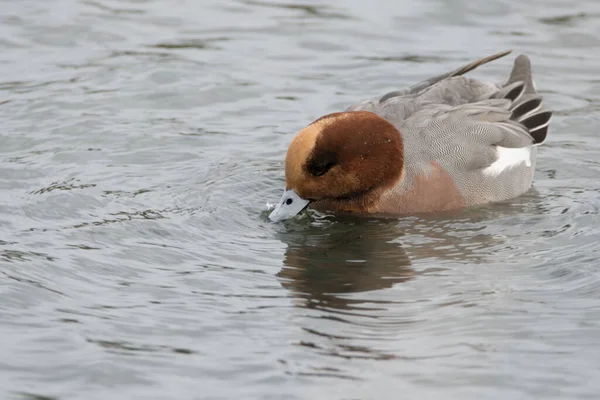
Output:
[{"xmin": 347, "ymin": 51, "xmax": 552, "ymax": 213}]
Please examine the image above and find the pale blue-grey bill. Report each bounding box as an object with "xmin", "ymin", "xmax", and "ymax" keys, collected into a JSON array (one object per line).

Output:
[{"xmin": 268, "ymin": 189, "xmax": 310, "ymax": 222}]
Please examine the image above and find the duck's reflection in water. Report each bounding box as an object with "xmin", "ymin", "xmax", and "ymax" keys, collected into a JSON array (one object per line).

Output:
[
  {"xmin": 275, "ymin": 191, "xmax": 544, "ymax": 309},
  {"xmin": 273, "ymin": 193, "xmax": 543, "ymax": 364},
  {"xmin": 276, "ymin": 217, "xmax": 414, "ymax": 311}
]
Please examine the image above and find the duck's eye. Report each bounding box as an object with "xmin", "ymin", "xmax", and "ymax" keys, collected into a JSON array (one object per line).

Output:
[
  {"xmin": 309, "ymin": 161, "xmax": 336, "ymax": 177},
  {"xmin": 306, "ymin": 150, "xmax": 337, "ymax": 177},
  {"xmin": 285, "ymin": 198, "xmax": 293, "ymax": 205}
]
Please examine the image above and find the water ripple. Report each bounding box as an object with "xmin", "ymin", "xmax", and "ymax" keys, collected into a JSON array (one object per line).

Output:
[{"xmin": 2, "ymin": 0, "xmax": 600, "ymax": 398}]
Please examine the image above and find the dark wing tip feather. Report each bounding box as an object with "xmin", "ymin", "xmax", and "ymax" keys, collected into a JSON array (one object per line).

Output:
[
  {"xmin": 511, "ymin": 97, "xmax": 542, "ymax": 119},
  {"xmin": 520, "ymin": 110, "xmax": 552, "ymax": 131},
  {"xmin": 505, "ymin": 82, "xmax": 525, "ymax": 102},
  {"xmin": 519, "ymin": 110, "xmax": 552, "ymax": 144},
  {"xmin": 529, "ymin": 125, "xmax": 550, "ymax": 144}
]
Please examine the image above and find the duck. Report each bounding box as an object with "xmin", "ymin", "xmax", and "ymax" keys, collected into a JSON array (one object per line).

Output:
[{"xmin": 268, "ymin": 50, "xmax": 552, "ymax": 222}]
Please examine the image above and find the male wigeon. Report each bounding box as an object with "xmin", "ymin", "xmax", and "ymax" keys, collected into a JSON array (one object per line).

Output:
[{"xmin": 269, "ymin": 50, "xmax": 552, "ymax": 222}]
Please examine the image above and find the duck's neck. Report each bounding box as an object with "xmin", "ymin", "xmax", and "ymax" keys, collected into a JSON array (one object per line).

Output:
[{"xmin": 311, "ymin": 186, "xmax": 387, "ymax": 214}]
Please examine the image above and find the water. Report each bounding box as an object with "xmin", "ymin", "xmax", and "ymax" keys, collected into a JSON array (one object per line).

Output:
[{"xmin": 1, "ymin": 0, "xmax": 600, "ymax": 399}]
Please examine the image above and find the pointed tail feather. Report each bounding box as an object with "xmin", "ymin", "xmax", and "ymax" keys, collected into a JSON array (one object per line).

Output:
[
  {"xmin": 507, "ymin": 54, "xmax": 537, "ymax": 95},
  {"xmin": 502, "ymin": 55, "xmax": 552, "ymax": 144}
]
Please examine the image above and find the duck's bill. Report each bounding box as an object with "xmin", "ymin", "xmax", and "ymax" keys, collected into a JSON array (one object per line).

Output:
[{"xmin": 268, "ymin": 189, "xmax": 311, "ymax": 222}]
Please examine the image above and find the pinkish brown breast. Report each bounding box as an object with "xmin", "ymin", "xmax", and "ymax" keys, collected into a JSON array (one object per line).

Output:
[{"xmin": 375, "ymin": 162, "xmax": 467, "ymax": 214}]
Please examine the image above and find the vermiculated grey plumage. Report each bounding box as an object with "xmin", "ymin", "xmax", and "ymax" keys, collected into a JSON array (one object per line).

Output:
[{"xmin": 346, "ymin": 50, "xmax": 553, "ymax": 207}]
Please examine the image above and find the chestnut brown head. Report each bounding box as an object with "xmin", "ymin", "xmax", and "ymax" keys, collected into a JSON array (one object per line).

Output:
[{"xmin": 269, "ymin": 111, "xmax": 404, "ymax": 221}]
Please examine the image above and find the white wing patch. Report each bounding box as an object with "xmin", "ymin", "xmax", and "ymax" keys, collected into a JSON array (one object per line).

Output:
[{"xmin": 483, "ymin": 146, "xmax": 532, "ymax": 177}]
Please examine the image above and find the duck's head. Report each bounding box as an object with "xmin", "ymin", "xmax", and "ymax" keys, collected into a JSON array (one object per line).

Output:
[{"xmin": 268, "ymin": 111, "xmax": 404, "ymax": 222}]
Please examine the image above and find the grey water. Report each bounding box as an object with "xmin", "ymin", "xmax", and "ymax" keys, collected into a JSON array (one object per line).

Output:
[{"xmin": 1, "ymin": 0, "xmax": 600, "ymax": 399}]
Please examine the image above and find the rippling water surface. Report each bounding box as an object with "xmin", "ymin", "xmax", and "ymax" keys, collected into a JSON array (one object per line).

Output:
[{"xmin": 2, "ymin": 0, "xmax": 600, "ymax": 399}]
